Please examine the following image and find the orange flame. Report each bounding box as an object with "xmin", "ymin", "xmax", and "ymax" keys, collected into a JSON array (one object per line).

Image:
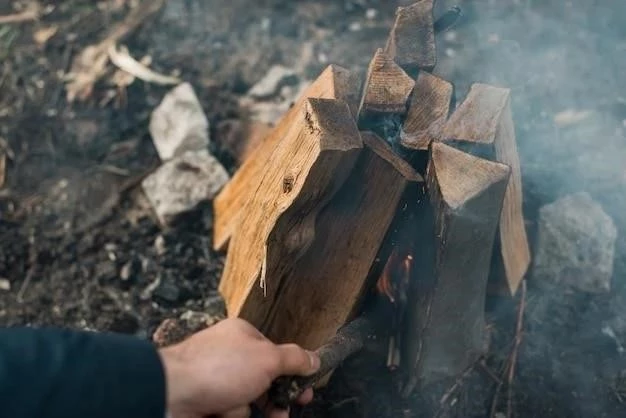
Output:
[{"xmin": 376, "ymin": 247, "xmax": 413, "ymax": 303}]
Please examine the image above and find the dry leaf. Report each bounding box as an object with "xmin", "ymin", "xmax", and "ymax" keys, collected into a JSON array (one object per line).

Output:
[
  {"xmin": 33, "ymin": 26, "xmax": 58, "ymax": 46},
  {"xmin": 65, "ymin": 0, "xmax": 166, "ymax": 102},
  {"xmin": 108, "ymin": 44, "xmax": 180, "ymax": 85}
]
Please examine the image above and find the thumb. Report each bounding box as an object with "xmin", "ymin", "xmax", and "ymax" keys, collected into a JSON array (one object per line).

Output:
[
  {"xmin": 276, "ymin": 344, "xmax": 321, "ymax": 376},
  {"xmin": 219, "ymin": 405, "xmax": 251, "ymax": 418}
]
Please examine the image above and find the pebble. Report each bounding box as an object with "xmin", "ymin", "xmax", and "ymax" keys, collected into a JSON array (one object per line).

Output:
[
  {"xmin": 0, "ymin": 279, "xmax": 10, "ymax": 291},
  {"xmin": 247, "ymin": 65, "xmax": 298, "ymax": 100},
  {"xmin": 120, "ymin": 255, "xmax": 141, "ymax": 283},
  {"xmin": 349, "ymin": 22, "xmax": 362, "ymax": 32},
  {"xmin": 152, "ymin": 276, "xmax": 181, "ymax": 305},
  {"xmin": 149, "ymin": 82, "xmax": 210, "ymax": 161},
  {"xmin": 534, "ymin": 192, "xmax": 617, "ymax": 293},
  {"xmin": 94, "ymin": 260, "xmax": 117, "ymax": 281},
  {"xmin": 142, "ymin": 150, "xmax": 229, "ymax": 226}
]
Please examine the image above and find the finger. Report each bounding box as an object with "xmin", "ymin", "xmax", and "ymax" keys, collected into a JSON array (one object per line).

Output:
[
  {"xmin": 267, "ymin": 407, "xmax": 290, "ymax": 418},
  {"xmin": 220, "ymin": 405, "xmax": 251, "ymax": 418},
  {"xmin": 276, "ymin": 344, "xmax": 320, "ymax": 376},
  {"xmin": 296, "ymin": 388, "xmax": 314, "ymax": 405}
]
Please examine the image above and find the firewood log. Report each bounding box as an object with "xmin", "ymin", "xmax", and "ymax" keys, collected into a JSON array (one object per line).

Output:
[
  {"xmin": 403, "ymin": 142, "xmax": 511, "ymax": 393},
  {"xmin": 442, "ymin": 83, "xmax": 530, "ymax": 295},
  {"xmin": 384, "ymin": 0, "xmax": 436, "ymax": 74},
  {"xmin": 213, "ymin": 65, "xmax": 362, "ymax": 251},
  {"xmin": 261, "ymin": 132, "xmax": 423, "ymax": 351},
  {"xmin": 218, "ymin": 98, "xmax": 362, "ymax": 328},
  {"xmin": 358, "ymin": 48, "xmax": 415, "ymax": 120},
  {"xmin": 400, "ymin": 71, "xmax": 454, "ymax": 151}
]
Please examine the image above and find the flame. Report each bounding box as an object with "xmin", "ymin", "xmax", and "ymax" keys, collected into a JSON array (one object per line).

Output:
[{"xmin": 376, "ymin": 246, "xmax": 413, "ymax": 304}]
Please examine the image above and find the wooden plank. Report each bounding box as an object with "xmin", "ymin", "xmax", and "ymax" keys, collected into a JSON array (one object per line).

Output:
[
  {"xmin": 403, "ymin": 142, "xmax": 510, "ymax": 392},
  {"xmin": 213, "ymin": 65, "xmax": 362, "ymax": 251},
  {"xmin": 400, "ymin": 71, "xmax": 454, "ymax": 151},
  {"xmin": 262, "ymin": 132, "xmax": 423, "ymax": 351},
  {"xmin": 218, "ymin": 98, "xmax": 363, "ymax": 328},
  {"xmin": 442, "ymin": 83, "xmax": 530, "ymax": 295},
  {"xmin": 384, "ymin": 0, "xmax": 436, "ymax": 74}
]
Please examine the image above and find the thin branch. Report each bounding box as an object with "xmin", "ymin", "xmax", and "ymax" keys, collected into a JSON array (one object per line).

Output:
[{"xmin": 506, "ymin": 279, "xmax": 527, "ymax": 418}]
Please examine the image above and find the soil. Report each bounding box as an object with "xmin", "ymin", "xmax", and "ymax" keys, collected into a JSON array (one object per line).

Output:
[{"xmin": 1, "ymin": 0, "xmax": 626, "ymax": 417}]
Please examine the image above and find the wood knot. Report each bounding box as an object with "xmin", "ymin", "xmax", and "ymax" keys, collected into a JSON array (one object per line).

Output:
[{"xmin": 283, "ymin": 175, "xmax": 295, "ymax": 193}]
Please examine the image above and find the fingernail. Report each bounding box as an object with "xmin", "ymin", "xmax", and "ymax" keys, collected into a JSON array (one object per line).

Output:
[{"xmin": 307, "ymin": 350, "xmax": 321, "ymax": 371}]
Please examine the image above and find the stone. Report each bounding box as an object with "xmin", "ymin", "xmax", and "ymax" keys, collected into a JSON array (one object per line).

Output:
[
  {"xmin": 0, "ymin": 279, "xmax": 10, "ymax": 291},
  {"xmin": 534, "ymin": 192, "xmax": 617, "ymax": 293},
  {"xmin": 152, "ymin": 276, "xmax": 181, "ymax": 305},
  {"xmin": 153, "ymin": 311, "xmax": 222, "ymax": 348},
  {"xmin": 247, "ymin": 65, "xmax": 298, "ymax": 100},
  {"xmin": 94, "ymin": 260, "xmax": 117, "ymax": 281},
  {"xmin": 142, "ymin": 150, "xmax": 229, "ymax": 226},
  {"xmin": 179, "ymin": 310, "xmax": 221, "ymax": 329},
  {"xmin": 120, "ymin": 255, "xmax": 141, "ymax": 283},
  {"xmin": 149, "ymin": 82, "xmax": 210, "ymax": 161}
]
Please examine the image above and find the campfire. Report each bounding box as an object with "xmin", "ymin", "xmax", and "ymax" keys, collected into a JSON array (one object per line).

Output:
[{"xmin": 213, "ymin": 0, "xmax": 530, "ymax": 405}]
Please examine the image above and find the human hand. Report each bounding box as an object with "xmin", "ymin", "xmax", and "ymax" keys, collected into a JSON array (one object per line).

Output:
[{"xmin": 159, "ymin": 318, "xmax": 320, "ymax": 418}]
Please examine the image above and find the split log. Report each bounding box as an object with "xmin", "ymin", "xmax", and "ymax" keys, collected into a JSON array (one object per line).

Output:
[
  {"xmin": 403, "ymin": 142, "xmax": 511, "ymax": 393},
  {"xmin": 384, "ymin": 0, "xmax": 436, "ymax": 74},
  {"xmin": 442, "ymin": 83, "xmax": 530, "ymax": 295},
  {"xmin": 400, "ymin": 71, "xmax": 454, "ymax": 151},
  {"xmin": 218, "ymin": 98, "xmax": 362, "ymax": 328},
  {"xmin": 261, "ymin": 132, "xmax": 423, "ymax": 350},
  {"xmin": 358, "ymin": 48, "xmax": 415, "ymax": 120},
  {"xmin": 213, "ymin": 65, "xmax": 362, "ymax": 251}
]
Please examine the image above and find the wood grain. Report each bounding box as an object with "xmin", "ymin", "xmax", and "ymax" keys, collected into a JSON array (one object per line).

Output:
[
  {"xmin": 218, "ymin": 98, "xmax": 363, "ymax": 328},
  {"xmin": 400, "ymin": 71, "xmax": 454, "ymax": 151},
  {"xmin": 384, "ymin": 0, "xmax": 436, "ymax": 74},
  {"xmin": 358, "ymin": 48, "xmax": 415, "ymax": 119},
  {"xmin": 213, "ymin": 65, "xmax": 362, "ymax": 251},
  {"xmin": 262, "ymin": 132, "xmax": 423, "ymax": 351},
  {"xmin": 442, "ymin": 83, "xmax": 530, "ymax": 295},
  {"xmin": 403, "ymin": 142, "xmax": 511, "ymax": 392}
]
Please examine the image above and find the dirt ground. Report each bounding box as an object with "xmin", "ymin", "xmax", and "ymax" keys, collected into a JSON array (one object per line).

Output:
[{"xmin": 1, "ymin": 0, "xmax": 626, "ymax": 417}]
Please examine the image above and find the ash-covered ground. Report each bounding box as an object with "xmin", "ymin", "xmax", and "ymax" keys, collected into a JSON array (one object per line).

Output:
[{"xmin": 1, "ymin": 0, "xmax": 626, "ymax": 417}]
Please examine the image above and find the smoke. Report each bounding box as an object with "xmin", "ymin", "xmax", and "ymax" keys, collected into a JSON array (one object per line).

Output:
[{"xmin": 431, "ymin": 0, "xmax": 626, "ymax": 415}]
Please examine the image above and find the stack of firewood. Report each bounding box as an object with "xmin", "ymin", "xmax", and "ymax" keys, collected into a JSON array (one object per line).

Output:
[{"xmin": 212, "ymin": 0, "xmax": 530, "ymax": 397}]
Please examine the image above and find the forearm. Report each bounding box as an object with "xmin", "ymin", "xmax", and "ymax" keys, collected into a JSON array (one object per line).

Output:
[{"xmin": 0, "ymin": 327, "xmax": 166, "ymax": 418}]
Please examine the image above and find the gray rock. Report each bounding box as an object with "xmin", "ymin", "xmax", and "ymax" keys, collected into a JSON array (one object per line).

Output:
[
  {"xmin": 149, "ymin": 82, "xmax": 209, "ymax": 161},
  {"xmin": 179, "ymin": 310, "xmax": 221, "ymax": 329},
  {"xmin": 247, "ymin": 65, "xmax": 298, "ymax": 99},
  {"xmin": 152, "ymin": 277, "xmax": 181, "ymax": 305},
  {"xmin": 142, "ymin": 150, "xmax": 229, "ymax": 226},
  {"xmin": 534, "ymin": 192, "xmax": 617, "ymax": 293},
  {"xmin": 0, "ymin": 278, "xmax": 10, "ymax": 291}
]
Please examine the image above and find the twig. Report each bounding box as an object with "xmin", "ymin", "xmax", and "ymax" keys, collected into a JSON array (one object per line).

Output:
[
  {"xmin": 0, "ymin": 4, "xmax": 41, "ymax": 24},
  {"xmin": 16, "ymin": 232, "xmax": 37, "ymax": 303},
  {"xmin": 506, "ymin": 279, "xmax": 527, "ymax": 418},
  {"xmin": 478, "ymin": 359, "xmax": 502, "ymax": 385},
  {"xmin": 269, "ymin": 316, "xmax": 377, "ymax": 409},
  {"xmin": 65, "ymin": 0, "xmax": 166, "ymax": 102},
  {"xmin": 435, "ymin": 363, "xmax": 476, "ymax": 417},
  {"xmin": 489, "ymin": 280, "xmax": 527, "ymax": 418}
]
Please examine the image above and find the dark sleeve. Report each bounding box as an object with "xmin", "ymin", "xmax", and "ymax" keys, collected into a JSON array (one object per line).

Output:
[{"xmin": 0, "ymin": 327, "xmax": 166, "ymax": 418}]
